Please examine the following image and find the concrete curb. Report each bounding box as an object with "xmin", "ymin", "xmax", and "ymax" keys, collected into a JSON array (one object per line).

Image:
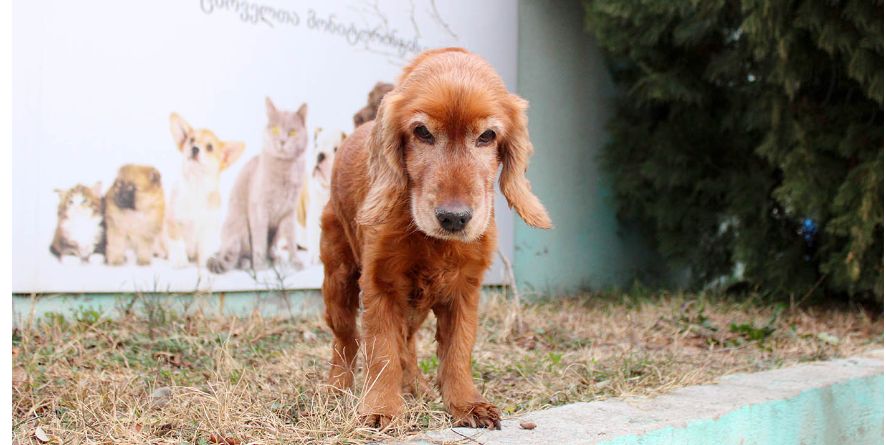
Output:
[{"xmin": 413, "ymin": 350, "xmax": 884, "ymax": 445}]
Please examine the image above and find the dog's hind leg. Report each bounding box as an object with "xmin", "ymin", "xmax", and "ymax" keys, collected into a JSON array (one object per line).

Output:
[
  {"xmin": 401, "ymin": 312, "xmax": 433, "ymax": 397},
  {"xmin": 320, "ymin": 206, "xmax": 360, "ymax": 392}
]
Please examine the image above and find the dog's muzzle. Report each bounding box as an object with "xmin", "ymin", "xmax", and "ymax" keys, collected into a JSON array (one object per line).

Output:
[{"xmin": 435, "ymin": 205, "xmax": 473, "ymax": 233}]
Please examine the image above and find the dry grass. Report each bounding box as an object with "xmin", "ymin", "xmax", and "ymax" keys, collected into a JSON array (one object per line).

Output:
[{"xmin": 12, "ymin": 291, "xmax": 883, "ymax": 444}]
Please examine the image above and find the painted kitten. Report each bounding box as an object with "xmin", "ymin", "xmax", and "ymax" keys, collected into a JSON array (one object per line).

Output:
[
  {"xmin": 50, "ymin": 182, "xmax": 104, "ymax": 262},
  {"xmin": 207, "ymin": 98, "xmax": 308, "ymax": 273}
]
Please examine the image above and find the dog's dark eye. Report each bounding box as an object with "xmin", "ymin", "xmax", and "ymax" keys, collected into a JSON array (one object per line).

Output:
[
  {"xmin": 477, "ymin": 129, "xmax": 496, "ymax": 146},
  {"xmin": 206, "ymin": 143, "xmax": 213, "ymax": 152},
  {"xmin": 413, "ymin": 125, "xmax": 435, "ymax": 144}
]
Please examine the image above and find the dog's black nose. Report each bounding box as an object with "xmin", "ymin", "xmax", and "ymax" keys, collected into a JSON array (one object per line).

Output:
[
  {"xmin": 435, "ymin": 205, "xmax": 473, "ymax": 232},
  {"xmin": 317, "ymin": 152, "xmax": 326, "ymax": 163},
  {"xmin": 191, "ymin": 146, "xmax": 199, "ymax": 158}
]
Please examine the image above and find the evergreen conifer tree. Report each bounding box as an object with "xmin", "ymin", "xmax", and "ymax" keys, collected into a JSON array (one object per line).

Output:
[{"xmin": 584, "ymin": 0, "xmax": 883, "ymax": 299}]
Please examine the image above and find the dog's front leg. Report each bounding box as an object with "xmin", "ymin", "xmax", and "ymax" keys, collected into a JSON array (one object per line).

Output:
[
  {"xmin": 134, "ymin": 233, "xmax": 155, "ymax": 266},
  {"xmin": 195, "ymin": 219, "xmax": 220, "ymax": 271},
  {"xmin": 104, "ymin": 225, "xmax": 126, "ymax": 266},
  {"xmin": 359, "ymin": 287, "xmax": 407, "ymax": 429},
  {"xmin": 433, "ymin": 289, "xmax": 501, "ymax": 429},
  {"xmin": 165, "ymin": 219, "xmax": 189, "ymax": 268}
]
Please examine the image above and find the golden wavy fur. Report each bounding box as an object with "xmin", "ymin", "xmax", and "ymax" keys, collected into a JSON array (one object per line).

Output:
[{"xmin": 320, "ymin": 47, "xmax": 550, "ymax": 429}]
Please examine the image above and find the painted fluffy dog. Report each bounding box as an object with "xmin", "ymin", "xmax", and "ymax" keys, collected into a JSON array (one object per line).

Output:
[
  {"xmin": 294, "ymin": 127, "xmax": 346, "ymax": 265},
  {"xmin": 104, "ymin": 164, "xmax": 167, "ymax": 266},
  {"xmin": 166, "ymin": 113, "xmax": 245, "ymax": 268}
]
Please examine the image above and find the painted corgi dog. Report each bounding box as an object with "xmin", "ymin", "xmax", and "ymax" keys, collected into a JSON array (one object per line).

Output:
[
  {"xmin": 166, "ymin": 113, "xmax": 245, "ymax": 268},
  {"xmin": 295, "ymin": 127, "xmax": 345, "ymax": 265}
]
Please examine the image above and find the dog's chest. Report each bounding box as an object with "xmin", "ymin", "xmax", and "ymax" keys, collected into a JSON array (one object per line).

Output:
[
  {"xmin": 410, "ymin": 247, "xmax": 489, "ymax": 305},
  {"xmin": 173, "ymin": 182, "xmax": 220, "ymax": 223}
]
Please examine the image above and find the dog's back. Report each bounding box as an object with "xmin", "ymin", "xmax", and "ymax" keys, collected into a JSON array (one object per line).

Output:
[{"xmin": 325, "ymin": 122, "xmax": 375, "ymax": 263}]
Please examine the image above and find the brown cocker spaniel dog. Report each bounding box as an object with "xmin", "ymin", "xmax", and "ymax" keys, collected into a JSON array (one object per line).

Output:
[{"xmin": 320, "ymin": 47, "xmax": 551, "ymax": 429}]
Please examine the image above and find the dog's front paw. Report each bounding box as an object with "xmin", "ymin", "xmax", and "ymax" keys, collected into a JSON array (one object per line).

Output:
[
  {"xmin": 360, "ymin": 413, "xmax": 395, "ymax": 430},
  {"xmin": 359, "ymin": 397, "xmax": 403, "ymax": 430},
  {"xmin": 169, "ymin": 250, "xmax": 188, "ymax": 268},
  {"xmin": 206, "ymin": 256, "xmax": 228, "ymax": 274},
  {"xmin": 450, "ymin": 401, "xmax": 501, "ymax": 430},
  {"xmin": 106, "ymin": 256, "xmax": 126, "ymax": 266},
  {"xmin": 289, "ymin": 255, "xmax": 305, "ymax": 271}
]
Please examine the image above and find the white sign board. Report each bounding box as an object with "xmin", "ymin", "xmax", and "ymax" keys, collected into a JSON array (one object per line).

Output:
[{"xmin": 13, "ymin": 0, "xmax": 517, "ymax": 293}]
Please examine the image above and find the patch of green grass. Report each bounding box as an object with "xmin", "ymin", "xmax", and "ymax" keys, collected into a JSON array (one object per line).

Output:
[
  {"xmin": 419, "ymin": 356, "xmax": 439, "ymax": 375},
  {"xmin": 73, "ymin": 307, "xmax": 104, "ymax": 327},
  {"xmin": 729, "ymin": 321, "xmax": 775, "ymax": 342}
]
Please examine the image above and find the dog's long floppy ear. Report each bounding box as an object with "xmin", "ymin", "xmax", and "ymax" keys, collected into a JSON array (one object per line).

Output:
[
  {"xmin": 169, "ymin": 113, "xmax": 193, "ymax": 151},
  {"xmin": 500, "ymin": 95, "xmax": 552, "ymax": 229},
  {"xmin": 356, "ymin": 91, "xmax": 407, "ymax": 226}
]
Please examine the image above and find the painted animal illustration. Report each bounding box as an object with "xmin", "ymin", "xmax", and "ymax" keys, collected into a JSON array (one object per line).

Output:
[
  {"xmin": 353, "ymin": 82, "xmax": 393, "ymax": 128},
  {"xmin": 207, "ymin": 98, "xmax": 309, "ymax": 273},
  {"xmin": 166, "ymin": 113, "xmax": 245, "ymax": 268},
  {"xmin": 104, "ymin": 164, "xmax": 166, "ymax": 266},
  {"xmin": 49, "ymin": 182, "xmax": 104, "ymax": 262},
  {"xmin": 294, "ymin": 127, "xmax": 345, "ymax": 265}
]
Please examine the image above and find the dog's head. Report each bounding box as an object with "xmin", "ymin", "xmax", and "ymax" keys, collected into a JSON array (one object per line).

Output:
[
  {"xmin": 357, "ymin": 48, "xmax": 552, "ymax": 242},
  {"xmin": 110, "ymin": 164, "xmax": 163, "ymax": 210},
  {"xmin": 312, "ymin": 127, "xmax": 346, "ymax": 188},
  {"xmin": 354, "ymin": 82, "xmax": 394, "ymax": 127},
  {"xmin": 170, "ymin": 113, "xmax": 245, "ymax": 178}
]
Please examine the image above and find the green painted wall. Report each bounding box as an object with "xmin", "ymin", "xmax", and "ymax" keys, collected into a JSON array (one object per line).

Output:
[
  {"xmin": 601, "ymin": 374, "xmax": 884, "ymax": 445},
  {"xmin": 513, "ymin": 1, "xmax": 660, "ymax": 293}
]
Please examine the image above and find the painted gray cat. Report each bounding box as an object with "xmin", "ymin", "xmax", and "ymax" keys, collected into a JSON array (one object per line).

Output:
[{"xmin": 207, "ymin": 98, "xmax": 308, "ymax": 273}]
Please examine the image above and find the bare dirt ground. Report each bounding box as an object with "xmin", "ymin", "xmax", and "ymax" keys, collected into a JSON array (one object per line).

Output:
[{"xmin": 12, "ymin": 291, "xmax": 883, "ymax": 444}]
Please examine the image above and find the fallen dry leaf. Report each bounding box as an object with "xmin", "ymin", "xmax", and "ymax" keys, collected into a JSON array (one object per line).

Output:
[
  {"xmin": 12, "ymin": 367, "xmax": 28, "ymax": 387},
  {"xmin": 519, "ymin": 420, "xmax": 537, "ymax": 430},
  {"xmin": 208, "ymin": 434, "xmax": 241, "ymax": 445},
  {"xmin": 34, "ymin": 426, "xmax": 49, "ymax": 443}
]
